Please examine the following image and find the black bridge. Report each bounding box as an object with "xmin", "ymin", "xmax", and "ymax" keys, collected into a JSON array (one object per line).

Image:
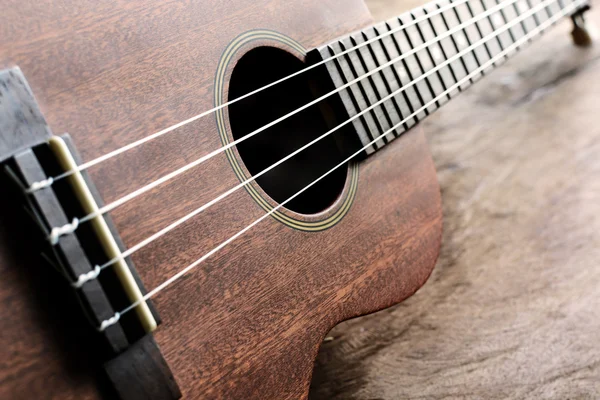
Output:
[{"xmin": 0, "ymin": 67, "xmax": 181, "ymax": 400}]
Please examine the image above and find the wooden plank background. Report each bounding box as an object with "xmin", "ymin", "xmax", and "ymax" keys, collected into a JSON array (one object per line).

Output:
[{"xmin": 309, "ymin": 2, "xmax": 600, "ymax": 399}]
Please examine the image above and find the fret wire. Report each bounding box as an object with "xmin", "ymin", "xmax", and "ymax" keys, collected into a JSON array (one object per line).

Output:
[
  {"xmin": 438, "ymin": 3, "xmax": 473, "ymax": 81},
  {"xmin": 415, "ymin": 11, "xmax": 457, "ymax": 101},
  {"xmin": 327, "ymin": 45, "xmax": 381, "ymax": 152},
  {"xmin": 466, "ymin": 0, "xmax": 500, "ymax": 65},
  {"xmin": 28, "ymin": 0, "xmax": 479, "ymax": 189},
  {"xmin": 376, "ymin": 23, "xmax": 423, "ymax": 125},
  {"xmin": 338, "ymin": 39, "xmax": 389, "ymax": 145},
  {"xmin": 372, "ymin": 23, "xmax": 416, "ymax": 129},
  {"xmin": 504, "ymin": 0, "xmax": 521, "ymax": 43},
  {"xmin": 108, "ymin": 0, "xmax": 587, "ymax": 327},
  {"xmin": 421, "ymin": 7, "xmax": 461, "ymax": 95},
  {"xmin": 527, "ymin": 0, "xmax": 545, "ymax": 28},
  {"xmin": 495, "ymin": 0, "xmax": 520, "ymax": 51},
  {"xmin": 546, "ymin": 0, "xmax": 560, "ymax": 17},
  {"xmin": 518, "ymin": 0, "xmax": 538, "ymax": 33},
  {"xmin": 403, "ymin": 14, "xmax": 447, "ymax": 107},
  {"xmin": 523, "ymin": 0, "xmax": 540, "ymax": 28},
  {"xmin": 351, "ymin": 33, "xmax": 398, "ymax": 141},
  {"xmin": 57, "ymin": 3, "xmax": 584, "ymax": 241},
  {"xmin": 28, "ymin": 0, "xmax": 587, "ymax": 197},
  {"xmin": 331, "ymin": 41, "xmax": 381, "ymax": 148},
  {"xmin": 384, "ymin": 21, "xmax": 429, "ymax": 121},
  {"xmin": 452, "ymin": 0, "xmax": 490, "ymax": 77},
  {"xmin": 493, "ymin": 0, "xmax": 515, "ymax": 54},
  {"xmin": 507, "ymin": 0, "xmax": 530, "ymax": 40},
  {"xmin": 487, "ymin": 0, "xmax": 508, "ymax": 56},
  {"xmin": 438, "ymin": 1, "xmax": 476, "ymax": 87},
  {"xmin": 542, "ymin": 0, "xmax": 561, "ymax": 25},
  {"xmin": 427, "ymin": 4, "xmax": 470, "ymax": 91},
  {"xmin": 396, "ymin": 17, "xmax": 439, "ymax": 113},
  {"xmin": 552, "ymin": 0, "xmax": 565, "ymax": 18},
  {"xmin": 362, "ymin": 27, "xmax": 411, "ymax": 135},
  {"xmin": 480, "ymin": 0, "xmax": 509, "ymax": 58},
  {"xmin": 364, "ymin": 28, "xmax": 407, "ymax": 138},
  {"xmin": 505, "ymin": 1, "xmax": 525, "ymax": 48}
]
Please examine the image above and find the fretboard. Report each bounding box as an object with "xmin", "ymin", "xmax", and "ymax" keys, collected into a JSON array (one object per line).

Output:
[{"xmin": 308, "ymin": 0, "xmax": 589, "ymax": 156}]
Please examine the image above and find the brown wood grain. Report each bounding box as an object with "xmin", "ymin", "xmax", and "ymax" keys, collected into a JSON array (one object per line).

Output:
[
  {"xmin": 0, "ymin": 1, "xmax": 444, "ymax": 399},
  {"xmin": 310, "ymin": 3, "xmax": 600, "ymax": 399}
]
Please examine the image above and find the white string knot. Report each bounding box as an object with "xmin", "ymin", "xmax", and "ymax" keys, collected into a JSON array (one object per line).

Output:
[
  {"xmin": 72, "ymin": 265, "xmax": 101, "ymax": 288},
  {"xmin": 99, "ymin": 312, "xmax": 120, "ymax": 332},
  {"xmin": 26, "ymin": 177, "xmax": 54, "ymax": 194},
  {"xmin": 48, "ymin": 218, "xmax": 79, "ymax": 245}
]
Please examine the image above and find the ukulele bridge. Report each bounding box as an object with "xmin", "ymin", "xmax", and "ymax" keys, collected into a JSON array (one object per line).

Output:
[{"xmin": 0, "ymin": 67, "xmax": 181, "ymax": 400}]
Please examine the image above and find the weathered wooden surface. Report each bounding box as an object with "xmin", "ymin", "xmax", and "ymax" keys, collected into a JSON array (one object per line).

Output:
[{"xmin": 310, "ymin": 4, "xmax": 600, "ymax": 399}]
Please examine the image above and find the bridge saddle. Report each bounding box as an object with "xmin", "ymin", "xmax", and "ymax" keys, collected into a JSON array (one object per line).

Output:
[{"xmin": 0, "ymin": 67, "xmax": 181, "ymax": 400}]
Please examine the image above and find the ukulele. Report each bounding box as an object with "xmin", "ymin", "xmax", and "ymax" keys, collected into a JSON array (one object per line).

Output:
[{"xmin": 0, "ymin": 0, "xmax": 593, "ymax": 398}]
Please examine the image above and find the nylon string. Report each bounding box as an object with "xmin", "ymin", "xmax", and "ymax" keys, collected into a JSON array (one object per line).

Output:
[
  {"xmin": 48, "ymin": 0, "xmax": 526, "ymax": 241},
  {"xmin": 28, "ymin": 0, "xmax": 471, "ymax": 191},
  {"xmin": 97, "ymin": 0, "xmax": 581, "ymax": 330},
  {"xmin": 87, "ymin": 0, "xmax": 555, "ymax": 279}
]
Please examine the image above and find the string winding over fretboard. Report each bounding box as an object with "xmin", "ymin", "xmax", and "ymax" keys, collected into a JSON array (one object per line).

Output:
[{"xmin": 310, "ymin": 0, "xmax": 588, "ymax": 155}]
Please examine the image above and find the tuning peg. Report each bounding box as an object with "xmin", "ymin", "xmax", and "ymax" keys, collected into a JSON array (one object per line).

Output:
[{"xmin": 571, "ymin": 9, "xmax": 595, "ymax": 47}]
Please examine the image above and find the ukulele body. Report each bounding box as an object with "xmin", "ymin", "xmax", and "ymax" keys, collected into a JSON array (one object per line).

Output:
[{"xmin": 0, "ymin": 0, "xmax": 442, "ymax": 398}]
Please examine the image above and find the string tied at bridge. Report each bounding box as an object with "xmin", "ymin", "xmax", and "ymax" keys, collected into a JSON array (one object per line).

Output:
[
  {"xmin": 72, "ymin": 265, "xmax": 102, "ymax": 289},
  {"xmin": 105, "ymin": 0, "xmax": 586, "ymax": 330},
  {"xmin": 23, "ymin": 0, "xmax": 472, "ymax": 195},
  {"xmin": 35, "ymin": 0, "xmax": 528, "ymax": 247},
  {"xmin": 48, "ymin": 218, "xmax": 79, "ymax": 245},
  {"xmin": 98, "ymin": 312, "xmax": 120, "ymax": 332},
  {"xmin": 25, "ymin": 177, "xmax": 54, "ymax": 193}
]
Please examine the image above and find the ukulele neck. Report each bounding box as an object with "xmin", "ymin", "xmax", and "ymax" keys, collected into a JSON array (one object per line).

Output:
[{"xmin": 308, "ymin": 0, "xmax": 590, "ymax": 157}]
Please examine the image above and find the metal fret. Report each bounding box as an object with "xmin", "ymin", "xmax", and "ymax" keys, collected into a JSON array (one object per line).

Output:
[
  {"xmin": 331, "ymin": 41, "xmax": 386, "ymax": 149},
  {"xmin": 362, "ymin": 26, "xmax": 413, "ymax": 135},
  {"xmin": 529, "ymin": 0, "xmax": 549, "ymax": 28},
  {"xmin": 469, "ymin": 0, "xmax": 504, "ymax": 61},
  {"xmin": 322, "ymin": 45, "xmax": 377, "ymax": 154},
  {"xmin": 401, "ymin": 14, "xmax": 447, "ymax": 107},
  {"xmin": 376, "ymin": 21, "xmax": 425, "ymax": 124},
  {"xmin": 350, "ymin": 31, "xmax": 401, "ymax": 141},
  {"xmin": 479, "ymin": 0, "xmax": 511, "ymax": 58},
  {"xmin": 412, "ymin": 9, "xmax": 456, "ymax": 101},
  {"xmin": 427, "ymin": 2, "xmax": 471, "ymax": 91},
  {"xmin": 390, "ymin": 17, "xmax": 439, "ymax": 114},
  {"xmin": 515, "ymin": 0, "xmax": 538, "ymax": 34},
  {"xmin": 340, "ymin": 36, "xmax": 392, "ymax": 143},
  {"xmin": 452, "ymin": 0, "xmax": 492, "ymax": 76},
  {"xmin": 546, "ymin": 0, "xmax": 562, "ymax": 18},
  {"xmin": 438, "ymin": 0, "xmax": 480, "ymax": 86},
  {"xmin": 503, "ymin": 0, "xmax": 529, "ymax": 42},
  {"xmin": 492, "ymin": 0, "xmax": 522, "ymax": 53},
  {"xmin": 310, "ymin": 0, "xmax": 589, "ymax": 157}
]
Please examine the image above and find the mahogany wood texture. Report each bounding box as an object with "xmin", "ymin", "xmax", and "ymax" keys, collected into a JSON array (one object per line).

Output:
[{"xmin": 0, "ymin": 1, "xmax": 442, "ymax": 399}]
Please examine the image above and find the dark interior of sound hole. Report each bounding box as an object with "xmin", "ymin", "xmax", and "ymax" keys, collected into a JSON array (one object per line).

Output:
[{"xmin": 228, "ymin": 46, "xmax": 346, "ymax": 215}]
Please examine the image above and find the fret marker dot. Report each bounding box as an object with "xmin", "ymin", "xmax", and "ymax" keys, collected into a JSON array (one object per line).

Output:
[
  {"xmin": 457, "ymin": 35, "xmax": 467, "ymax": 47},
  {"xmin": 431, "ymin": 47, "xmax": 442, "ymax": 61},
  {"xmin": 518, "ymin": 1, "xmax": 528, "ymax": 12}
]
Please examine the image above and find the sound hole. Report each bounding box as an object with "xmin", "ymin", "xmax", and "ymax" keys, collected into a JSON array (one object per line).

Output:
[{"xmin": 228, "ymin": 46, "xmax": 347, "ymax": 215}]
